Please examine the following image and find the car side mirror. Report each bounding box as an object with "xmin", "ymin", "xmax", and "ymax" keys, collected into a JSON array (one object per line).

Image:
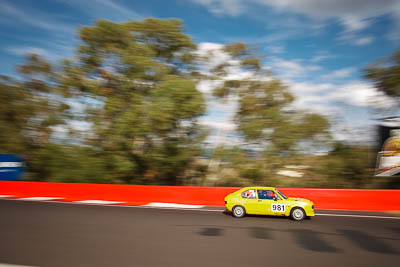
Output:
[{"xmin": 273, "ymin": 197, "xmax": 277, "ymax": 201}]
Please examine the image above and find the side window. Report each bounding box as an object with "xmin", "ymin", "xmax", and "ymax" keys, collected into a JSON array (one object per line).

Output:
[
  {"xmin": 241, "ymin": 189, "xmax": 257, "ymax": 199},
  {"xmin": 257, "ymin": 190, "xmax": 276, "ymax": 200}
]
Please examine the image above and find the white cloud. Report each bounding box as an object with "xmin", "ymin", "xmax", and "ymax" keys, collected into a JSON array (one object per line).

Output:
[
  {"xmin": 196, "ymin": 42, "xmax": 255, "ymax": 80},
  {"xmin": 325, "ymin": 82, "xmax": 397, "ymax": 109},
  {"xmin": 354, "ymin": 36, "xmax": 374, "ymax": 45},
  {"xmin": 197, "ymin": 80, "xmax": 224, "ymax": 94},
  {"xmin": 198, "ymin": 93, "xmax": 241, "ymax": 146},
  {"xmin": 340, "ymin": 16, "xmax": 370, "ymax": 32},
  {"xmin": 196, "ymin": 42, "xmax": 247, "ymax": 144},
  {"xmin": 284, "ymin": 81, "xmax": 341, "ymax": 116},
  {"xmin": 338, "ymin": 32, "xmax": 375, "ymax": 46},
  {"xmin": 196, "ymin": 42, "xmax": 225, "ymax": 53},
  {"xmin": 310, "ymin": 52, "xmax": 337, "ymax": 63},
  {"xmin": 267, "ymin": 45, "xmax": 284, "ymax": 54},
  {"xmin": 287, "ymin": 80, "xmax": 397, "ymax": 144},
  {"xmin": 269, "ymin": 57, "xmax": 322, "ymax": 79},
  {"xmin": 191, "ymin": 0, "xmax": 243, "ymax": 16},
  {"xmin": 288, "ymin": 79, "xmax": 397, "ymax": 113},
  {"xmin": 196, "ymin": 42, "xmax": 232, "ymax": 73},
  {"xmin": 290, "ymin": 82, "xmax": 334, "ymax": 94},
  {"xmin": 321, "ymin": 67, "xmax": 356, "ymax": 80}
]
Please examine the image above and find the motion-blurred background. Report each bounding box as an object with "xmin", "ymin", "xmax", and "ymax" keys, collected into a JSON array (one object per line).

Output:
[{"xmin": 1, "ymin": 0, "xmax": 399, "ymax": 188}]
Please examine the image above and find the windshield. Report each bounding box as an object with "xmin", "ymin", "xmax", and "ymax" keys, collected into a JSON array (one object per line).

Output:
[{"xmin": 276, "ymin": 189, "xmax": 288, "ymax": 200}]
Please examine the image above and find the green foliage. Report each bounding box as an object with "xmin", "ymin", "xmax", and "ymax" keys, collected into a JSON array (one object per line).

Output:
[
  {"xmin": 240, "ymin": 57, "xmax": 261, "ymax": 71},
  {"xmin": 224, "ymin": 42, "xmax": 246, "ymax": 56},
  {"xmin": 318, "ymin": 142, "xmax": 373, "ymax": 187},
  {"xmin": 205, "ymin": 43, "xmax": 331, "ymax": 158},
  {"xmin": 0, "ymin": 18, "xmax": 207, "ymax": 185},
  {"xmin": 0, "ymin": 55, "xmax": 69, "ymax": 156},
  {"xmin": 126, "ymin": 18, "xmax": 196, "ymax": 61},
  {"xmin": 239, "ymin": 168, "xmax": 263, "ymax": 182},
  {"xmin": 27, "ymin": 144, "xmax": 112, "ymax": 183},
  {"xmin": 364, "ymin": 48, "xmax": 400, "ymax": 99},
  {"xmin": 212, "ymin": 86, "xmax": 230, "ymax": 98},
  {"xmin": 73, "ymin": 19, "xmax": 205, "ymax": 185},
  {"xmin": 203, "ymin": 43, "xmax": 338, "ymax": 188},
  {"xmin": 236, "ymin": 79, "xmax": 294, "ymax": 142}
]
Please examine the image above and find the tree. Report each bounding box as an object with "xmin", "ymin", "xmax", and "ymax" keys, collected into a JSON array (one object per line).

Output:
[
  {"xmin": 0, "ymin": 54, "xmax": 72, "ymax": 181},
  {"xmin": 197, "ymin": 42, "xmax": 331, "ymax": 186},
  {"xmin": 1, "ymin": 18, "xmax": 207, "ymax": 185},
  {"xmin": 364, "ymin": 48, "xmax": 400, "ymax": 99},
  {"xmin": 318, "ymin": 142, "xmax": 373, "ymax": 188},
  {"xmin": 63, "ymin": 19, "xmax": 206, "ymax": 185},
  {"xmin": 205, "ymin": 43, "xmax": 331, "ymax": 157}
]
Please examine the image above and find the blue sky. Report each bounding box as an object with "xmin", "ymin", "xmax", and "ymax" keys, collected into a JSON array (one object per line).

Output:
[{"xmin": 1, "ymin": 0, "xmax": 400, "ymax": 144}]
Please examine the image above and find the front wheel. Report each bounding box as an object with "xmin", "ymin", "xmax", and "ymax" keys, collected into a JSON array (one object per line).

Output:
[
  {"xmin": 232, "ymin": 205, "xmax": 246, "ymax": 218},
  {"xmin": 290, "ymin": 207, "xmax": 305, "ymax": 221}
]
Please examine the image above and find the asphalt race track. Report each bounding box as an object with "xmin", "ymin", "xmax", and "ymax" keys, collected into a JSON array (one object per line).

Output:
[{"xmin": 0, "ymin": 200, "xmax": 399, "ymax": 267}]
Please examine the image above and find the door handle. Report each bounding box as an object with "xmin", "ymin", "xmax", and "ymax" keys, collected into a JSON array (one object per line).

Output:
[{"xmin": 258, "ymin": 200, "xmax": 262, "ymax": 202}]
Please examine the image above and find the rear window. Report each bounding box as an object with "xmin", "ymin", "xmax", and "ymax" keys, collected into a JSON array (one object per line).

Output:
[{"xmin": 241, "ymin": 189, "xmax": 256, "ymax": 199}]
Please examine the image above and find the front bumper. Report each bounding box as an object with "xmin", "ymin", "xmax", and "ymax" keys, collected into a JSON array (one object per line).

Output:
[{"xmin": 305, "ymin": 205, "xmax": 315, "ymax": 216}]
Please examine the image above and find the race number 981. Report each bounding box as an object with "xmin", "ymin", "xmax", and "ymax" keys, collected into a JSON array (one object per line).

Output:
[{"xmin": 271, "ymin": 204, "xmax": 286, "ymax": 212}]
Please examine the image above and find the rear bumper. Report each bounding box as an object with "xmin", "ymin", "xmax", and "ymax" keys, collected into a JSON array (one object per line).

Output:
[{"xmin": 225, "ymin": 202, "xmax": 234, "ymax": 212}]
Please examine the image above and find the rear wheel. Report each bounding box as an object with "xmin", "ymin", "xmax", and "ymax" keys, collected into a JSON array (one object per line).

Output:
[
  {"xmin": 290, "ymin": 207, "xmax": 305, "ymax": 221},
  {"xmin": 232, "ymin": 205, "xmax": 246, "ymax": 218}
]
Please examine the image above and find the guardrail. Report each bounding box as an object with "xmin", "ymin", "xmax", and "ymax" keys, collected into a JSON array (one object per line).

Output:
[{"xmin": 0, "ymin": 181, "xmax": 399, "ymax": 211}]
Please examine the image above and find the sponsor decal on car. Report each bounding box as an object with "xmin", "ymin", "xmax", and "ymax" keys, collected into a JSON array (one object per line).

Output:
[{"xmin": 376, "ymin": 129, "xmax": 400, "ymax": 176}]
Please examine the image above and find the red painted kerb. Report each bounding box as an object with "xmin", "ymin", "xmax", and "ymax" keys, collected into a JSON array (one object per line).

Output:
[{"xmin": 1, "ymin": 181, "xmax": 399, "ymax": 211}]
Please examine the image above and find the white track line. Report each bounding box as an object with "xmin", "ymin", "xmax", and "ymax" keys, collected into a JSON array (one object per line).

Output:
[
  {"xmin": 19, "ymin": 197, "xmax": 63, "ymax": 201},
  {"xmin": 131, "ymin": 205, "xmax": 222, "ymax": 212},
  {"xmin": 0, "ymin": 264, "xmax": 37, "ymax": 267},
  {"xmin": 144, "ymin": 202, "xmax": 205, "ymax": 209},
  {"xmin": 74, "ymin": 200, "xmax": 125, "ymax": 205},
  {"xmin": 315, "ymin": 213, "xmax": 400, "ymax": 220}
]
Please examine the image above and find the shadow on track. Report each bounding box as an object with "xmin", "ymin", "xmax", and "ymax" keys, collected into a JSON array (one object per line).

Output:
[{"xmin": 338, "ymin": 229, "xmax": 398, "ymax": 254}]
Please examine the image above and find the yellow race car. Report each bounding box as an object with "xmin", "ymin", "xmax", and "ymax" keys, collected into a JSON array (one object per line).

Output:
[{"xmin": 224, "ymin": 187, "xmax": 314, "ymax": 221}]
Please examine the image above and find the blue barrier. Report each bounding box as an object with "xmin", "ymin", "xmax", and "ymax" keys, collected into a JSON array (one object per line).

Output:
[{"xmin": 0, "ymin": 154, "xmax": 24, "ymax": 181}]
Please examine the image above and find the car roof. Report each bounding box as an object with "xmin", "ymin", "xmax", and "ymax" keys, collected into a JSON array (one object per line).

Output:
[{"xmin": 240, "ymin": 186, "xmax": 276, "ymax": 191}]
